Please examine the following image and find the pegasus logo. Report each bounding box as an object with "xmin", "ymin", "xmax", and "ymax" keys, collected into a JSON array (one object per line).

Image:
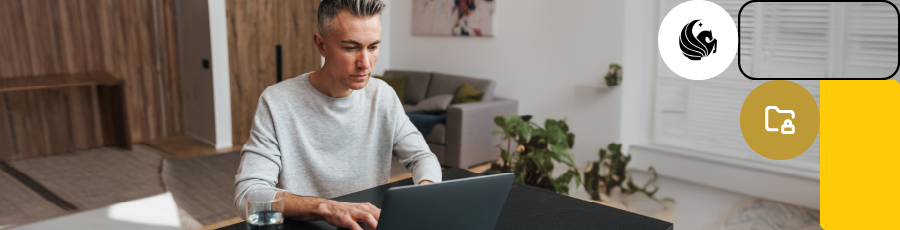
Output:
[{"xmin": 680, "ymin": 20, "xmax": 718, "ymax": 61}]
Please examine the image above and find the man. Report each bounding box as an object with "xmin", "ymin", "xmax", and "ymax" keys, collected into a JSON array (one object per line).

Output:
[{"xmin": 233, "ymin": 1, "xmax": 442, "ymax": 229}]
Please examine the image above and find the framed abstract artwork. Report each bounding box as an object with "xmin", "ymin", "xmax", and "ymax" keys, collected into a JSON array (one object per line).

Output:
[{"xmin": 412, "ymin": 0, "xmax": 496, "ymax": 37}]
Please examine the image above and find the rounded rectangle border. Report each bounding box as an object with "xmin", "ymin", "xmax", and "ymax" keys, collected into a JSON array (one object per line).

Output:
[{"xmin": 738, "ymin": 0, "xmax": 900, "ymax": 80}]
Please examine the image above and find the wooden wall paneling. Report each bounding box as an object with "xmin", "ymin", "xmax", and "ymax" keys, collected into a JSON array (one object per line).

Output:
[
  {"xmin": 227, "ymin": 0, "xmax": 280, "ymax": 145},
  {"xmin": 278, "ymin": 0, "xmax": 321, "ymax": 81},
  {"xmin": 85, "ymin": 0, "xmax": 170, "ymax": 143},
  {"xmin": 0, "ymin": 0, "xmax": 30, "ymax": 77},
  {"xmin": 156, "ymin": 0, "xmax": 184, "ymax": 136},
  {"xmin": 17, "ymin": 0, "xmax": 88, "ymax": 76},
  {"xmin": 19, "ymin": 0, "xmax": 62, "ymax": 76},
  {"xmin": 124, "ymin": 0, "xmax": 162, "ymax": 142},
  {"xmin": 0, "ymin": 95, "xmax": 14, "ymax": 160},
  {"xmin": 56, "ymin": 0, "xmax": 88, "ymax": 75},
  {"xmin": 77, "ymin": 0, "xmax": 107, "ymax": 72},
  {"xmin": 0, "ymin": 0, "xmax": 184, "ymax": 157}
]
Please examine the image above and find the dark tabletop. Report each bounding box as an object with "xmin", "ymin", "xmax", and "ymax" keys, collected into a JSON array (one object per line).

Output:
[{"xmin": 219, "ymin": 168, "xmax": 673, "ymax": 230}]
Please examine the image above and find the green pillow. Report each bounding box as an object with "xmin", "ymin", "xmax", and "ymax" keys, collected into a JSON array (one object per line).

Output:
[
  {"xmin": 451, "ymin": 82, "xmax": 485, "ymax": 104},
  {"xmin": 375, "ymin": 75, "xmax": 406, "ymax": 104}
]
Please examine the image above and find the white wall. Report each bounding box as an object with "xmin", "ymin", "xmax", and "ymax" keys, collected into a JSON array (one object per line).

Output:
[
  {"xmin": 373, "ymin": 0, "xmax": 392, "ymax": 76},
  {"xmin": 388, "ymin": 0, "xmax": 626, "ymax": 166},
  {"xmin": 208, "ymin": 0, "xmax": 233, "ymax": 149}
]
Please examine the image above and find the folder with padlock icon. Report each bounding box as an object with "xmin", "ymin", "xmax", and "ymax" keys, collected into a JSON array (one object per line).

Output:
[{"xmin": 765, "ymin": 106, "xmax": 795, "ymax": 134}]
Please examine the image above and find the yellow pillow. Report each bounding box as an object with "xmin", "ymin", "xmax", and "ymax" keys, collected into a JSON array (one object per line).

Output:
[
  {"xmin": 451, "ymin": 82, "xmax": 485, "ymax": 104},
  {"xmin": 375, "ymin": 75, "xmax": 407, "ymax": 104}
]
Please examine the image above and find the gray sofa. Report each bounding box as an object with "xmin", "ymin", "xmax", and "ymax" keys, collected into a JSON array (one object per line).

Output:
[{"xmin": 382, "ymin": 70, "xmax": 518, "ymax": 169}]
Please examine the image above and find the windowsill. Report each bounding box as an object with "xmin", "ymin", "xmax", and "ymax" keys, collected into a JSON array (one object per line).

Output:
[
  {"xmin": 627, "ymin": 144, "xmax": 820, "ymax": 209},
  {"xmin": 630, "ymin": 144, "xmax": 819, "ymax": 181}
]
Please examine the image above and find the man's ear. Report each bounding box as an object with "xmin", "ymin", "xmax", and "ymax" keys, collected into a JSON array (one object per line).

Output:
[{"xmin": 314, "ymin": 33, "xmax": 327, "ymax": 58}]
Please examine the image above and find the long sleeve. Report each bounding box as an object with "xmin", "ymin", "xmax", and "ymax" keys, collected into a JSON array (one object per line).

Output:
[
  {"xmin": 391, "ymin": 100, "xmax": 443, "ymax": 185},
  {"xmin": 234, "ymin": 94, "xmax": 282, "ymax": 219},
  {"xmin": 231, "ymin": 73, "xmax": 444, "ymax": 218}
]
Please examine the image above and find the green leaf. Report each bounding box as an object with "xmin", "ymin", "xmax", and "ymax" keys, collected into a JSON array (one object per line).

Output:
[
  {"xmin": 599, "ymin": 149, "xmax": 607, "ymax": 161},
  {"xmin": 559, "ymin": 120, "xmax": 569, "ymax": 133},
  {"xmin": 566, "ymin": 133, "xmax": 575, "ymax": 148},
  {"xmin": 520, "ymin": 124, "xmax": 532, "ymax": 144},
  {"xmin": 609, "ymin": 143, "xmax": 621, "ymax": 152},
  {"xmin": 527, "ymin": 151, "xmax": 548, "ymax": 173},
  {"xmin": 521, "ymin": 115, "xmax": 533, "ymax": 122},
  {"xmin": 560, "ymin": 151, "xmax": 577, "ymax": 169},
  {"xmin": 500, "ymin": 148, "xmax": 509, "ymax": 163},
  {"xmin": 494, "ymin": 116, "xmax": 506, "ymax": 127},
  {"xmin": 542, "ymin": 153, "xmax": 554, "ymax": 172},
  {"xmin": 531, "ymin": 128, "xmax": 545, "ymax": 138},
  {"xmin": 491, "ymin": 129, "xmax": 502, "ymax": 135},
  {"xmin": 572, "ymin": 170, "xmax": 582, "ymax": 189},
  {"xmin": 509, "ymin": 114, "xmax": 521, "ymax": 124},
  {"xmin": 505, "ymin": 115, "xmax": 521, "ymax": 135},
  {"xmin": 545, "ymin": 119, "xmax": 558, "ymax": 130}
]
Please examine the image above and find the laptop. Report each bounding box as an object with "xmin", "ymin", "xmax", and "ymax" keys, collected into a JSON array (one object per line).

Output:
[{"xmin": 362, "ymin": 173, "xmax": 514, "ymax": 230}]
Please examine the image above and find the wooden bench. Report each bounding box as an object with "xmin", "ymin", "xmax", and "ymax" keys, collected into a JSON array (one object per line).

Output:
[{"xmin": 0, "ymin": 72, "xmax": 131, "ymax": 152}]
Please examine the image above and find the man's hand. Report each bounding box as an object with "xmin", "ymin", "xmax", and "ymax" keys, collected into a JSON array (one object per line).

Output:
[
  {"xmin": 419, "ymin": 180, "xmax": 435, "ymax": 185},
  {"xmin": 316, "ymin": 200, "xmax": 380, "ymax": 230}
]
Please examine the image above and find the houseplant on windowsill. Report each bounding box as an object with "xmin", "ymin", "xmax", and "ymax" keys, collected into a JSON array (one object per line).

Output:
[{"xmin": 490, "ymin": 114, "xmax": 581, "ymax": 195}]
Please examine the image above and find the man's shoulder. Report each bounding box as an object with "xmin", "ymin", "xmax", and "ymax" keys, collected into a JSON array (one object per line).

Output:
[
  {"xmin": 261, "ymin": 72, "xmax": 311, "ymax": 99},
  {"xmin": 365, "ymin": 76, "xmax": 397, "ymax": 100},
  {"xmin": 366, "ymin": 76, "xmax": 389, "ymax": 91}
]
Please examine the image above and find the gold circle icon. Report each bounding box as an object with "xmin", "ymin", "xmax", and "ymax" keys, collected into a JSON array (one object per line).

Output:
[{"xmin": 740, "ymin": 80, "xmax": 819, "ymax": 160}]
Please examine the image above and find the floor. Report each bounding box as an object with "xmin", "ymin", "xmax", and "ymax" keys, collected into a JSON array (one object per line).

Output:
[
  {"xmin": 608, "ymin": 170, "xmax": 749, "ymax": 230},
  {"xmin": 9, "ymin": 193, "xmax": 182, "ymax": 230}
]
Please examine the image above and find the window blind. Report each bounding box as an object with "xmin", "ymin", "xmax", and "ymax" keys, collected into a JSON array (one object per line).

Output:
[
  {"xmin": 843, "ymin": 2, "xmax": 899, "ymax": 78},
  {"xmin": 757, "ymin": 2, "xmax": 832, "ymax": 79}
]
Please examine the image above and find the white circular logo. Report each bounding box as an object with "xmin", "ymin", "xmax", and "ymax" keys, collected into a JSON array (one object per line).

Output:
[{"xmin": 658, "ymin": 0, "xmax": 737, "ymax": 80}]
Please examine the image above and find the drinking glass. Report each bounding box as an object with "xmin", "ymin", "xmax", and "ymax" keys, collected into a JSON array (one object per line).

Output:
[{"xmin": 245, "ymin": 187, "xmax": 286, "ymax": 230}]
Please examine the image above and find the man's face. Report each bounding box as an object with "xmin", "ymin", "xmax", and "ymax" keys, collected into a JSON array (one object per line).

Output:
[{"xmin": 318, "ymin": 9, "xmax": 381, "ymax": 90}]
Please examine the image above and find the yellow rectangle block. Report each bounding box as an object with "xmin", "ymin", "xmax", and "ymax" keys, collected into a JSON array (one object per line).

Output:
[{"xmin": 822, "ymin": 80, "xmax": 900, "ymax": 229}]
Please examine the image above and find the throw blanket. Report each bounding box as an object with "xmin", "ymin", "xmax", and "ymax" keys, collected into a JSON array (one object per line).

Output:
[{"xmin": 406, "ymin": 111, "xmax": 446, "ymax": 137}]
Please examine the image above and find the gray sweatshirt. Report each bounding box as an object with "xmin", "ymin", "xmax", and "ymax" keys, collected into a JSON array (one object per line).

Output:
[{"xmin": 233, "ymin": 72, "xmax": 442, "ymax": 215}]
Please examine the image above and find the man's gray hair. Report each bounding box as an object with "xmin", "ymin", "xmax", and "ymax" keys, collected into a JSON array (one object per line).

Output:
[{"xmin": 318, "ymin": 0, "xmax": 386, "ymax": 39}]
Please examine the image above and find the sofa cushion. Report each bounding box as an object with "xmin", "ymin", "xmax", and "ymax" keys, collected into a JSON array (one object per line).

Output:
[
  {"xmin": 427, "ymin": 72, "xmax": 496, "ymax": 102},
  {"xmin": 409, "ymin": 94, "xmax": 454, "ymax": 112},
  {"xmin": 451, "ymin": 82, "xmax": 485, "ymax": 104},
  {"xmin": 376, "ymin": 75, "xmax": 407, "ymax": 104},
  {"xmin": 425, "ymin": 123, "xmax": 446, "ymax": 144},
  {"xmin": 402, "ymin": 104, "xmax": 416, "ymax": 112},
  {"xmin": 383, "ymin": 70, "xmax": 432, "ymax": 105}
]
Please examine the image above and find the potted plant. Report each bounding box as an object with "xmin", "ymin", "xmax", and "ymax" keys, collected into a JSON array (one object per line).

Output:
[
  {"xmin": 584, "ymin": 143, "xmax": 658, "ymax": 200},
  {"xmin": 604, "ymin": 63, "xmax": 623, "ymax": 87},
  {"xmin": 490, "ymin": 115, "xmax": 581, "ymax": 195},
  {"xmin": 584, "ymin": 143, "xmax": 675, "ymax": 221}
]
